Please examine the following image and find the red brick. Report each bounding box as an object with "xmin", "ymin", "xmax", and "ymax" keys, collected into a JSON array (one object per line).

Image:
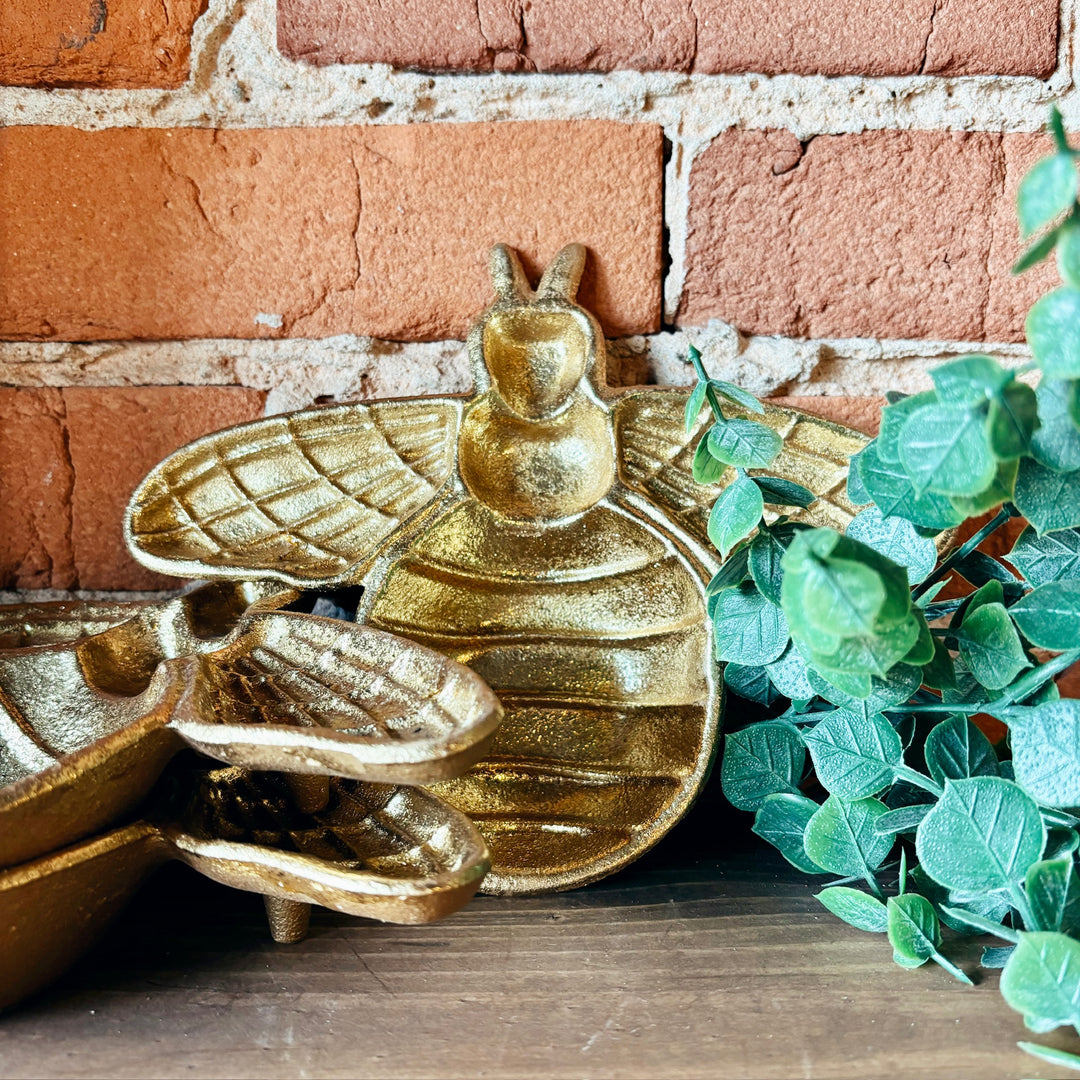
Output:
[
  {"xmin": 923, "ymin": 0, "xmax": 1058, "ymax": 78},
  {"xmin": 0, "ymin": 389, "xmax": 76, "ymax": 590},
  {"xmin": 0, "ymin": 387, "xmax": 265, "ymax": 591},
  {"xmin": 0, "ymin": 123, "xmax": 662, "ymax": 343},
  {"xmin": 767, "ymin": 395, "xmax": 884, "ymax": 437},
  {"xmin": 681, "ymin": 129, "xmax": 1002, "ymax": 341},
  {"xmin": 278, "ymin": 0, "xmax": 1058, "ymax": 78},
  {"xmin": 64, "ymin": 387, "xmax": 267, "ymax": 590},
  {"xmin": 1, "ymin": 0, "xmax": 207, "ymax": 89}
]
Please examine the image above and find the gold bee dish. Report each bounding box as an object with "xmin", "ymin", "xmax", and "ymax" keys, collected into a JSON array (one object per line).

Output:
[
  {"xmin": 126, "ymin": 244, "xmax": 863, "ymax": 895},
  {"xmin": 0, "ymin": 580, "xmax": 503, "ymax": 869}
]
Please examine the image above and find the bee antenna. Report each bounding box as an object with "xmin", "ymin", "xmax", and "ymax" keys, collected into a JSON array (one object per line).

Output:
[
  {"xmin": 537, "ymin": 243, "xmax": 586, "ymax": 302},
  {"xmin": 489, "ymin": 244, "xmax": 532, "ymax": 301}
]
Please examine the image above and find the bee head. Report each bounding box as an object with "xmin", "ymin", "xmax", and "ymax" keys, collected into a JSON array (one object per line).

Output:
[{"xmin": 479, "ymin": 243, "xmax": 598, "ymax": 419}]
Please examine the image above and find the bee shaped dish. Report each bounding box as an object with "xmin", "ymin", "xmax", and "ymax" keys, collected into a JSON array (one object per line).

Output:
[
  {"xmin": 0, "ymin": 586, "xmax": 501, "ymax": 1009},
  {"xmin": 126, "ymin": 244, "xmax": 864, "ymax": 894},
  {"xmin": 0, "ymin": 581, "xmax": 502, "ymax": 871}
]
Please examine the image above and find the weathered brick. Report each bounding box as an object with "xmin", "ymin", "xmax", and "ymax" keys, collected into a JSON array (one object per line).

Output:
[
  {"xmin": 278, "ymin": 0, "xmax": 1058, "ymax": 78},
  {"xmin": 683, "ymin": 129, "xmax": 1074, "ymax": 343},
  {"xmin": 681, "ymin": 129, "xmax": 1002, "ymax": 341},
  {"xmin": 0, "ymin": 387, "xmax": 265, "ymax": 591},
  {"xmin": 0, "ymin": 389, "xmax": 76, "ymax": 590},
  {"xmin": 923, "ymin": 0, "xmax": 1058, "ymax": 78},
  {"xmin": 0, "ymin": 123, "xmax": 662, "ymax": 343},
  {"xmin": 1, "ymin": 0, "xmax": 207, "ymax": 89}
]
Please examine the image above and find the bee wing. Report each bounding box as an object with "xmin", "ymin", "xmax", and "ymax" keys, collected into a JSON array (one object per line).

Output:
[
  {"xmin": 164, "ymin": 769, "xmax": 490, "ymax": 925},
  {"xmin": 173, "ymin": 610, "xmax": 503, "ymax": 784},
  {"xmin": 612, "ymin": 388, "xmax": 867, "ymax": 548},
  {"xmin": 126, "ymin": 400, "xmax": 462, "ymax": 587}
]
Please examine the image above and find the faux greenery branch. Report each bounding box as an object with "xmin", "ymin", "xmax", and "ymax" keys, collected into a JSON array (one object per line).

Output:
[{"xmin": 693, "ymin": 107, "xmax": 1080, "ymax": 1074}]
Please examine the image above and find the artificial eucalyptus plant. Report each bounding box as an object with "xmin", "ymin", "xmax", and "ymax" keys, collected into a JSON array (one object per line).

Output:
[{"xmin": 692, "ymin": 107, "xmax": 1080, "ymax": 1074}]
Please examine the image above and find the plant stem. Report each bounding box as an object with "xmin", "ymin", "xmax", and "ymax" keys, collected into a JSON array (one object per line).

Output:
[
  {"xmin": 911, "ymin": 506, "xmax": 1014, "ymax": 601},
  {"xmin": 1008, "ymin": 881, "xmax": 1038, "ymax": 932},
  {"xmin": 893, "ymin": 765, "xmax": 944, "ymax": 798},
  {"xmin": 689, "ymin": 346, "xmax": 727, "ymax": 422},
  {"xmin": 987, "ymin": 647, "xmax": 1080, "ymax": 711}
]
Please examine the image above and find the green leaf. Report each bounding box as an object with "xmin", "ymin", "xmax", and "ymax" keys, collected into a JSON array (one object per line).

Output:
[
  {"xmin": 1018, "ymin": 153, "xmax": 1078, "ymax": 237},
  {"xmin": 931, "ymin": 354, "xmax": 1011, "ymax": 406},
  {"xmin": 753, "ymin": 793, "xmax": 828, "ymax": 874},
  {"xmin": 707, "ymin": 418, "xmax": 783, "ymax": 469},
  {"xmin": 1006, "ymin": 700, "xmax": 1080, "ymax": 809},
  {"xmin": 1031, "ymin": 380, "xmax": 1080, "ymax": 473},
  {"xmin": 692, "ymin": 437, "xmax": 727, "ymax": 484},
  {"xmin": 800, "ymin": 557, "xmax": 887, "ymax": 638},
  {"xmin": 1013, "ymin": 457, "xmax": 1080, "ymax": 534},
  {"xmin": 957, "ymin": 602, "xmax": 1031, "ymax": 690},
  {"xmin": 803, "ymin": 709, "xmax": 903, "ymax": 800},
  {"xmin": 949, "ymin": 459, "xmax": 1019, "ymax": 518},
  {"xmin": 922, "ymin": 637, "xmax": 958, "ymax": 690},
  {"xmin": 1011, "ymin": 580, "xmax": 1080, "ymax": 649},
  {"xmin": 915, "ymin": 777, "xmax": 1046, "ymax": 895},
  {"xmin": 874, "ymin": 803, "xmax": 932, "ymax": 835},
  {"xmin": 846, "ymin": 507, "xmax": 937, "ymax": 585},
  {"xmin": 898, "ymin": 403, "xmax": 997, "ymax": 497},
  {"xmin": 816, "ymin": 886, "xmax": 888, "ymax": 932},
  {"xmin": 889, "ymin": 893, "xmax": 973, "ymax": 983},
  {"xmin": 748, "ymin": 528, "xmax": 789, "ymax": 605},
  {"xmin": 1013, "ymin": 225, "xmax": 1063, "ymax": 275},
  {"xmin": 752, "ymin": 475, "xmax": 816, "ymax": 509},
  {"xmin": 721, "ymin": 722, "xmax": 805, "ymax": 811},
  {"xmin": 710, "ymin": 378, "xmax": 765, "ymax": 414},
  {"xmin": 982, "ymin": 945, "xmax": 1015, "ymax": 968},
  {"xmin": 808, "ymin": 663, "xmax": 922, "ymax": 718},
  {"xmin": 1001, "ymin": 932, "xmax": 1080, "ymax": 1032},
  {"xmin": 1026, "ymin": 857, "xmax": 1080, "ymax": 934},
  {"xmin": 886, "ymin": 893, "xmax": 939, "ymax": 966},
  {"xmin": 954, "ymin": 550, "xmax": 1025, "ymax": 597},
  {"xmin": 714, "ymin": 583, "xmax": 790, "ymax": 665},
  {"xmin": 1017, "ymin": 1042, "xmax": 1080, "ymax": 1074},
  {"xmin": 1027, "ymin": 288, "xmax": 1080, "ymax": 378},
  {"xmin": 856, "ymin": 442, "xmax": 964, "ymax": 531},
  {"xmin": 987, "ymin": 382, "xmax": 1039, "ymax": 459},
  {"xmin": 804, "ymin": 795, "xmax": 893, "ymax": 879},
  {"xmin": 684, "ymin": 379, "xmax": 708, "ymax": 433},
  {"xmin": 1008, "ymin": 525, "xmax": 1080, "ymax": 585},
  {"xmin": 1060, "ymin": 221, "xmax": 1080, "ymax": 289},
  {"xmin": 808, "ymin": 614, "xmax": 924, "ymax": 686},
  {"xmin": 877, "ymin": 391, "xmax": 939, "ymax": 464},
  {"xmin": 847, "ymin": 448, "xmax": 872, "ymax": 506},
  {"xmin": 765, "ymin": 643, "xmax": 816, "ymax": 701},
  {"xmin": 924, "ymin": 716, "xmax": 999, "ymax": 788},
  {"xmin": 723, "ymin": 662, "xmax": 781, "ymax": 706},
  {"xmin": 707, "ymin": 471, "xmax": 764, "ymax": 557},
  {"xmin": 706, "ymin": 544, "xmax": 750, "ymax": 595}
]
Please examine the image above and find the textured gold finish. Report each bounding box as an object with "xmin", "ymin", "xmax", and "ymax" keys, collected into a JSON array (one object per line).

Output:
[
  {"xmin": 127, "ymin": 244, "xmax": 864, "ymax": 895},
  {"xmin": 0, "ymin": 766, "xmax": 490, "ymax": 1010},
  {"xmin": 0, "ymin": 581, "xmax": 503, "ymax": 868}
]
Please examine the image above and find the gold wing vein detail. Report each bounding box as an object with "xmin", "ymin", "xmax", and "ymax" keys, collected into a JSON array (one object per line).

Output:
[
  {"xmin": 613, "ymin": 389, "xmax": 868, "ymax": 548},
  {"xmin": 126, "ymin": 401, "xmax": 461, "ymax": 587}
]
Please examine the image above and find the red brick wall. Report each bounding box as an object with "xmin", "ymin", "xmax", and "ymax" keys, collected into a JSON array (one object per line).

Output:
[{"xmin": 0, "ymin": 0, "xmax": 1067, "ymax": 589}]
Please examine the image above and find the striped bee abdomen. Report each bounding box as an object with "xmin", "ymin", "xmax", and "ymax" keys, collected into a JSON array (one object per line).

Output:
[{"xmin": 365, "ymin": 499, "xmax": 716, "ymax": 894}]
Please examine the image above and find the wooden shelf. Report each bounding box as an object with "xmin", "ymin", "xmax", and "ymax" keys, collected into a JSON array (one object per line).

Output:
[{"xmin": 3, "ymin": 792, "xmax": 1076, "ymax": 1079}]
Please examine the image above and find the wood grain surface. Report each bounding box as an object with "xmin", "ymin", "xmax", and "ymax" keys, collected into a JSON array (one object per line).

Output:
[{"xmin": 1, "ymin": 788, "xmax": 1077, "ymax": 1080}]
